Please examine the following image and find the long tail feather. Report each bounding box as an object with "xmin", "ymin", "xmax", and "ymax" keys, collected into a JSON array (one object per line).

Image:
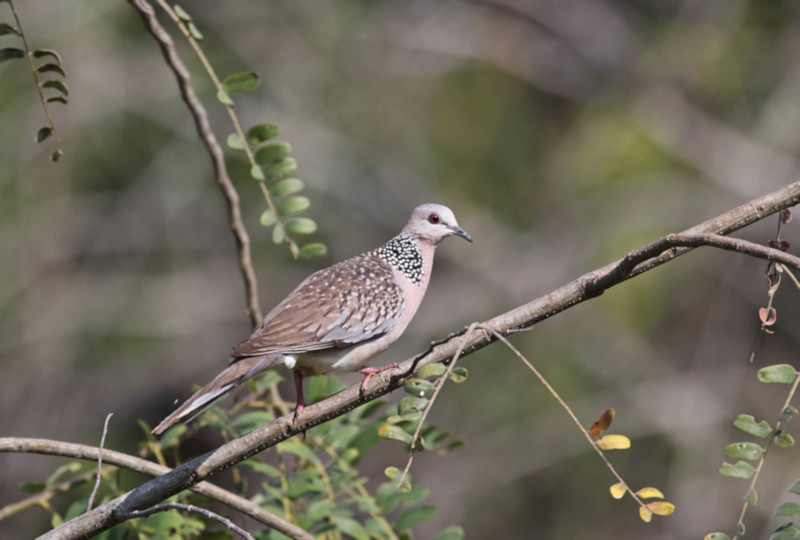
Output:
[{"xmin": 152, "ymin": 355, "xmax": 276, "ymax": 435}]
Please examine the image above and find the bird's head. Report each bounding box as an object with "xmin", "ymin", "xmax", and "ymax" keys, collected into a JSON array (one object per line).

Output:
[{"xmin": 404, "ymin": 203, "xmax": 473, "ymax": 245}]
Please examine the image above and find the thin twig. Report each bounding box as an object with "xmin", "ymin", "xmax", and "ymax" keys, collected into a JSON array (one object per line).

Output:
[
  {"xmin": 396, "ymin": 323, "xmax": 481, "ymax": 489},
  {"xmin": 119, "ymin": 502, "xmax": 255, "ymax": 540},
  {"xmin": 479, "ymin": 324, "xmax": 652, "ymax": 513},
  {"xmin": 86, "ymin": 413, "xmax": 113, "ymax": 511},
  {"xmin": 126, "ymin": 0, "xmax": 262, "ymax": 326}
]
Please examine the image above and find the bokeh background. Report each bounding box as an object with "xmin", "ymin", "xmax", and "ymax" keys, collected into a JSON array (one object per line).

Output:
[{"xmin": 3, "ymin": 0, "xmax": 800, "ymax": 538}]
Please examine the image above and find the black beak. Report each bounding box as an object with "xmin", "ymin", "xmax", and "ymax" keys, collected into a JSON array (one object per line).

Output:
[{"xmin": 450, "ymin": 225, "xmax": 473, "ymax": 243}]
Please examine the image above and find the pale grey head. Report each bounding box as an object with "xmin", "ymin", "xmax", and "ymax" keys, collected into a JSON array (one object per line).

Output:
[{"xmin": 401, "ymin": 203, "xmax": 473, "ymax": 244}]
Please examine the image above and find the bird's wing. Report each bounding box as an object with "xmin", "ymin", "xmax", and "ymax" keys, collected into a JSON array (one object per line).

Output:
[{"xmin": 232, "ymin": 253, "xmax": 405, "ymax": 358}]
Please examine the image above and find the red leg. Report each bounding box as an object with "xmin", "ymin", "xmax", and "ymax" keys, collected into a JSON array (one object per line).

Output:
[
  {"xmin": 293, "ymin": 369, "xmax": 306, "ymax": 414},
  {"xmin": 357, "ymin": 363, "xmax": 398, "ymax": 394}
]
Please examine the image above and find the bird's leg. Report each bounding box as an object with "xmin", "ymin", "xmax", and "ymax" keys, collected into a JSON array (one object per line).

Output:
[
  {"xmin": 357, "ymin": 363, "xmax": 398, "ymax": 396},
  {"xmin": 293, "ymin": 369, "xmax": 307, "ymax": 417}
]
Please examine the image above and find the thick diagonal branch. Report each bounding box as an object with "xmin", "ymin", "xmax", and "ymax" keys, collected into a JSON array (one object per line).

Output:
[{"xmin": 37, "ymin": 180, "xmax": 800, "ymax": 539}]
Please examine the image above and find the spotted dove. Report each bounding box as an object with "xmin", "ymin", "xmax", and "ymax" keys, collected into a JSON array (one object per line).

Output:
[{"xmin": 152, "ymin": 203, "xmax": 472, "ymax": 435}]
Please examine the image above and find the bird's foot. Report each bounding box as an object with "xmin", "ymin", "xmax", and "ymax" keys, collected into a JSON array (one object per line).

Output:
[{"xmin": 357, "ymin": 363, "xmax": 398, "ymax": 397}]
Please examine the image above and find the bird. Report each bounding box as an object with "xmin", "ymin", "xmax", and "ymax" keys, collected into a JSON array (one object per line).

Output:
[{"xmin": 151, "ymin": 203, "xmax": 472, "ymax": 435}]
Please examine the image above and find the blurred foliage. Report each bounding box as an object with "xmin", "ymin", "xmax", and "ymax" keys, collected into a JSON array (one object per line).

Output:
[{"xmin": 3, "ymin": 0, "xmax": 800, "ymax": 538}]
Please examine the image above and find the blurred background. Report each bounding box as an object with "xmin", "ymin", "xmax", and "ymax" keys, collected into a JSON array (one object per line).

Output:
[{"xmin": 2, "ymin": 0, "xmax": 800, "ymax": 537}]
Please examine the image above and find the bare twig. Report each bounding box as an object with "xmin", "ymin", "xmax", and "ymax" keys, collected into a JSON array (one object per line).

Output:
[
  {"xmin": 396, "ymin": 322, "xmax": 481, "ymax": 489},
  {"xmin": 126, "ymin": 0, "xmax": 262, "ymax": 326},
  {"xmin": 35, "ymin": 181, "xmax": 800, "ymax": 538},
  {"xmin": 86, "ymin": 413, "xmax": 113, "ymax": 511},
  {"xmin": 118, "ymin": 502, "xmax": 255, "ymax": 540}
]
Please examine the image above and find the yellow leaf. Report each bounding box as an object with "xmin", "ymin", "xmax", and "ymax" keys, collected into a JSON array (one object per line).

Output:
[
  {"xmin": 646, "ymin": 501, "xmax": 675, "ymax": 516},
  {"xmin": 639, "ymin": 506, "xmax": 652, "ymax": 523},
  {"xmin": 636, "ymin": 487, "xmax": 664, "ymax": 499},
  {"xmin": 589, "ymin": 408, "xmax": 615, "ymax": 437},
  {"xmin": 609, "ymin": 481, "xmax": 626, "ymax": 499},
  {"xmin": 596, "ymin": 434, "xmax": 631, "ymax": 450}
]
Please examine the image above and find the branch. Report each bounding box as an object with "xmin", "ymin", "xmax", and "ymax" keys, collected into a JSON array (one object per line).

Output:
[
  {"xmin": 127, "ymin": 0, "xmax": 262, "ymax": 325},
  {"xmin": 118, "ymin": 502, "xmax": 255, "ymax": 540},
  {"xmin": 38, "ymin": 180, "xmax": 800, "ymax": 538},
  {"xmin": 0, "ymin": 438, "xmax": 312, "ymax": 540}
]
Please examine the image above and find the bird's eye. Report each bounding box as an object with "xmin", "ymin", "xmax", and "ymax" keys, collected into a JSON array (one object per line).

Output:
[{"xmin": 427, "ymin": 213, "xmax": 440, "ymax": 224}]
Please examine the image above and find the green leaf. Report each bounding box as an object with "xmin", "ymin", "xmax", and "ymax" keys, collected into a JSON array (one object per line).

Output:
[
  {"xmin": 0, "ymin": 47, "xmax": 25, "ymax": 62},
  {"xmin": 226, "ymin": 133, "xmax": 244, "ymax": 150},
  {"xmin": 285, "ymin": 218, "xmax": 317, "ymax": 235},
  {"xmin": 432, "ymin": 526, "xmax": 465, "ymax": 540},
  {"xmin": 336, "ymin": 517, "xmax": 370, "ymax": 540},
  {"xmin": 37, "ymin": 63, "xmax": 66, "ymax": 77},
  {"xmin": 247, "ymin": 122, "xmax": 280, "ymax": 144},
  {"xmin": 404, "ymin": 378, "xmax": 435, "ymax": 398},
  {"xmin": 724, "ymin": 442, "xmax": 764, "ymax": 460},
  {"xmin": 449, "ymin": 367, "xmax": 468, "ymax": 383},
  {"xmin": 254, "ymin": 142, "xmax": 291, "ymax": 165},
  {"xmin": 46, "ymin": 96, "xmax": 68, "ymax": 105},
  {"xmin": 41, "ymin": 79, "xmax": 69, "ymax": 96},
  {"xmin": 419, "ymin": 363, "xmax": 445, "ymax": 379},
  {"xmin": 299, "ymin": 242, "xmax": 327, "ymax": 259},
  {"xmin": 157, "ymin": 425, "xmax": 186, "ymax": 448},
  {"xmin": 280, "ymin": 439, "xmax": 317, "ymax": 462},
  {"xmin": 772, "ymin": 522, "xmax": 800, "ymax": 540},
  {"xmin": 703, "ymin": 534, "xmax": 731, "ymax": 540},
  {"xmin": 36, "ymin": 127, "xmax": 53, "ymax": 143},
  {"xmin": 249, "ymin": 164, "xmax": 265, "ymax": 181},
  {"xmin": 33, "ymin": 49, "xmax": 63, "ymax": 64},
  {"xmin": 790, "ymin": 478, "xmax": 800, "ymax": 495},
  {"xmin": 237, "ymin": 458, "xmax": 279, "ymax": 477},
  {"xmin": 744, "ymin": 488, "xmax": 757, "ymax": 505},
  {"xmin": 275, "ymin": 195, "xmax": 309, "ymax": 216},
  {"xmin": 260, "ymin": 210, "xmax": 276, "ymax": 226},
  {"xmin": 773, "ymin": 431, "xmax": 795, "ymax": 448},
  {"xmin": 776, "ymin": 502, "xmax": 800, "ymax": 518},
  {"xmin": 19, "ymin": 482, "xmax": 46, "ymax": 494},
  {"xmin": 46, "ymin": 462, "xmax": 82, "ymax": 485},
  {"xmin": 399, "ymin": 396, "xmax": 428, "ymax": 414},
  {"xmin": 719, "ymin": 461, "xmax": 755, "ymax": 478},
  {"xmin": 780, "ymin": 406, "xmax": 798, "ymax": 422},
  {"xmin": 232, "ymin": 410, "xmax": 274, "ymax": 433},
  {"xmin": 222, "ymin": 71, "xmax": 260, "ymax": 94},
  {"xmin": 264, "ymin": 158, "xmax": 298, "ymax": 180},
  {"xmin": 51, "ymin": 149, "xmax": 63, "ymax": 162},
  {"xmin": 0, "ymin": 23, "xmax": 20, "ymax": 36},
  {"xmin": 271, "ymin": 177, "xmax": 304, "ymax": 197},
  {"xmin": 216, "ymin": 89, "xmax": 234, "ymax": 106},
  {"xmin": 394, "ymin": 504, "xmax": 440, "ymax": 531},
  {"xmin": 173, "ymin": 4, "xmax": 192, "ymax": 21},
  {"xmin": 378, "ymin": 424, "xmax": 413, "ymax": 443},
  {"xmin": 758, "ymin": 364, "xmax": 797, "ymax": 383},
  {"xmin": 187, "ymin": 22, "xmax": 203, "ymax": 40},
  {"xmin": 387, "ymin": 411, "xmax": 422, "ymax": 424},
  {"xmin": 307, "ymin": 499, "xmax": 333, "ymax": 521},
  {"xmin": 734, "ymin": 414, "xmax": 772, "ymax": 438},
  {"xmin": 272, "ymin": 224, "xmax": 285, "ymax": 244}
]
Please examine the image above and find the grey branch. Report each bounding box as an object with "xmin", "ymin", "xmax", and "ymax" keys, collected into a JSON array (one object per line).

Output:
[
  {"xmin": 32, "ymin": 180, "xmax": 800, "ymax": 539},
  {"xmin": 0, "ymin": 438, "xmax": 312, "ymax": 539}
]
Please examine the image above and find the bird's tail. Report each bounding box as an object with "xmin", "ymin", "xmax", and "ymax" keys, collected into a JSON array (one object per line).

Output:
[{"xmin": 152, "ymin": 355, "xmax": 277, "ymax": 435}]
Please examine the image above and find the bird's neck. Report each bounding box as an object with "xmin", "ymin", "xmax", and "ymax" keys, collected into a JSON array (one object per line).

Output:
[{"xmin": 374, "ymin": 233, "xmax": 426, "ymax": 285}]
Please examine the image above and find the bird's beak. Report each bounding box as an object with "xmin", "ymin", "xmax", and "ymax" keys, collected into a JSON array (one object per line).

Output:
[{"xmin": 450, "ymin": 225, "xmax": 473, "ymax": 243}]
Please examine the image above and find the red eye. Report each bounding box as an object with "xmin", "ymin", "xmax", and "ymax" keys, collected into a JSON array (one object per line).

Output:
[{"xmin": 427, "ymin": 213, "xmax": 440, "ymax": 224}]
